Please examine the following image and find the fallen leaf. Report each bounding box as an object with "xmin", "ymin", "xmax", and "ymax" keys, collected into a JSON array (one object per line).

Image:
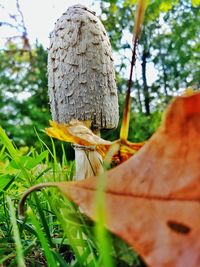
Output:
[
  {"xmin": 46, "ymin": 120, "xmax": 143, "ymax": 164},
  {"xmin": 24, "ymin": 91, "xmax": 200, "ymax": 267},
  {"xmin": 46, "ymin": 119, "xmax": 111, "ymax": 157}
]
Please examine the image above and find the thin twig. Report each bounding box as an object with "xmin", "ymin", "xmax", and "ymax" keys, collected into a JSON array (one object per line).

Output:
[{"xmin": 16, "ymin": 0, "xmax": 28, "ymax": 38}]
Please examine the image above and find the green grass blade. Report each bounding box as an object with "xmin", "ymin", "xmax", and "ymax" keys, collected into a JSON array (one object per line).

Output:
[
  {"xmin": 27, "ymin": 207, "xmax": 57, "ymax": 266},
  {"xmin": 0, "ymin": 252, "xmax": 16, "ymax": 265},
  {"xmin": 0, "ymin": 127, "xmax": 54, "ymax": 245},
  {"xmin": 9, "ymin": 239, "xmax": 37, "ymax": 267},
  {"xmin": 35, "ymin": 167, "xmax": 52, "ymax": 180},
  {"xmin": 0, "ymin": 127, "xmax": 30, "ymax": 181},
  {"xmin": 33, "ymin": 192, "xmax": 54, "ymax": 247},
  {"xmin": 94, "ymin": 146, "xmax": 119, "ymax": 267},
  {"xmin": 51, "ymin": 137, "xmax": 58, "ymax": 180},
  {"xmin": 52, "ymin": 250, "xmax": 71, "ymax": 267},
  {"xmin": 6, "ymin": 196, "xmax": 26, "ymax": 267},
  {"xmin": 34, "ymin": 128, "xmax": 54, "ymax": 158},
  {"xmin": 0, "ymin": 127, "xmax": 18, "ymax": 161},
  {"xmin": 95, "ymin": 172, "xmax": 114, "ymax": 267},
  {"xmin": 0, "ymin": 145, "xmax": 6, "ymax": 158},
  {"xmin": 61, "ymin": 143, "xmax": 68, "ymax": 167},
  {"xmin": 0, "ymin": 175, "xmax": 15, "ymax": 195}
]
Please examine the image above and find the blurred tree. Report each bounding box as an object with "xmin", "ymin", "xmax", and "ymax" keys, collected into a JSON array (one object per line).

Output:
[
  {"xmin": 0, "ymin": 0, "xmax": 30, "ymax": 50},
  {"xmin": 152, "ymin": 0, "xmax": 200, "ymax": 95},
  {"xmin": 0, "ymin": 0, "xmax": 199, "ymax": 148},
  {"xmin": 99, "ymin": 0, "xmax": 200, "ymax": 116},
  {"xmin": 0, "ymin": 0, "xmax": 52, "ymax": 147},
  {"xmin": 0, "ymin": 43, "xmax": 50, "ymax": 146}
]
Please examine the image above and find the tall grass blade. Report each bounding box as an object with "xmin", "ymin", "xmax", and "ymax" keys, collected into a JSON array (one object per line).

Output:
[
  {"xmin": 94, "ymin": 145, "xmax": 120, "ymax": 266},
  {"xmin": 94, "ymin": 148, "xmax": 119, "ymax": 267},
  {"xmin": 27, "ymin": 207, "xmax": 57, "ymax": 266},
  {"xmin": 0, "ymin": 127, "xmax": 30, "ymax": 181},
  {"xmin": 33, "ymin": 192, "xmax": 54, "ymax": 246},
  {"xmin": 6, "ymin": 196, "xmax": 26, "ymax": 267},
  {"xmin": 95, "ymin": 172, "xmax": 114, "ymax": 267}
]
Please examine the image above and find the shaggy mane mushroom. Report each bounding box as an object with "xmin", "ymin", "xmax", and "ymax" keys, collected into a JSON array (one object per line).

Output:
[{"xmin": 48, "ymin": 5, "xmax": 119, "ymax": 179}]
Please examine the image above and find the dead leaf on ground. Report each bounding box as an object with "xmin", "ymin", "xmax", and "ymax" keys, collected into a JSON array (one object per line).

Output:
[
  {"xmin": 23, "ymin": 91, "xmax": 200, "ymax": 267},
  {"xmin": 46, "ymin": 119, "xmax": 111, "ymax": 158},
  {"xmin": 46, "ymin": 120, "xmax": 144, "ymax": 164}
]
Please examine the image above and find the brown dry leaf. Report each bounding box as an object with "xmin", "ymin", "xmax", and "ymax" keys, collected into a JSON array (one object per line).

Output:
[
  {"xmin": 52, "ymin": 92, "xmax": 200, "ymax": 267},
  {"xmin": 112, "ymin": 140, "xmax": 144, "ymax": 164}
]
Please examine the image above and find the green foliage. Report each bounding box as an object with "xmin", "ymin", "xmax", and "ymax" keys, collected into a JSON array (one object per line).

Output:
[
  {"xmin": 152, "ymin": 0, "xmax": 200, "ymax": 92},
  {"xmin": 0, "ymin": 43, "xmax": 50, "ymax": 147},
  {"xmin": 6, "ymin": 196, "xmax": 26, "ymax": 267},
  {"xmin": 99, "ymin": 0, "xmax": 200, "ymax": 115},
  {"xmin": 192, "ymin": 0, "xmax": 200, "ymax": 6},
  {"xmin": 102, "ymin": 93, "xmax": 161, "ymax": 142}
]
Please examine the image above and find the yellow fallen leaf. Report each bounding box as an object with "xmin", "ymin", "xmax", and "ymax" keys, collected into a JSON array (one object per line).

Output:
[{"xmin": 46, "ymin": 120, "xmax": 143, "ymax": 164}]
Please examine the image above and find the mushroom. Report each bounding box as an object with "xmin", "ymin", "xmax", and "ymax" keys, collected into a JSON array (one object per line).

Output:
[{"xmin": 48, "ymin": 5, "xmax": 119, "ymax": 179}]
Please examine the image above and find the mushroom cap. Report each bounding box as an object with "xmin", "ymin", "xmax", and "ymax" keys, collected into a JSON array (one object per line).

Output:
[{"xmin": 48, "ymin": 5, "xmax": 119, "ymax": 130}]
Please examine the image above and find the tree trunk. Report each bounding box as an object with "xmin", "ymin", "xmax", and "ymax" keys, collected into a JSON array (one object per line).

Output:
[
  {"xmin": 158, "ymin": 44, "xmax": 168, "ymax": 99},
  {"xmin": 136, "ymin": 78, "xmax": 143, "ymax": 112},
  {"xmin": 141, "ymin": 51, "xmax": 150, "ymax": 115}
]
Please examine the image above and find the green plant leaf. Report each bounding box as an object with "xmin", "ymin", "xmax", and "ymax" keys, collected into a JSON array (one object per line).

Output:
[
  {"xmin": 192, "ymin": 0, "xmax": 200, "ymax": 6},
  {"xmin": 10, "ymin": 151, "xmax": 48, "ymax": 170},
  {"xmin": 0, "ymin": 174, "xmax": 15, "ymax": 191}
]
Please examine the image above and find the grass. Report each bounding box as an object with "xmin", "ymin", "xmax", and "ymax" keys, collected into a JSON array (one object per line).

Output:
[{"xmin": 0, "ymin": 126, "xmax": 143, "ymax": 267}]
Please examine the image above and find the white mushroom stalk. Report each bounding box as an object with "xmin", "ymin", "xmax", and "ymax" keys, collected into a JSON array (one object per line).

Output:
[
  {"xmin": 48, "ymin": 5, "xmax": 119, "ymax": 179},
  {"xmin": 72, "ymin": 144, "xmax": 103, "ymax": 179}
]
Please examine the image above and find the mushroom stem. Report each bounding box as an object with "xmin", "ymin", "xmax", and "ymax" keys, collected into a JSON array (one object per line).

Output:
[{"xmin": 72, "ymin": 145, "xmax": 104, "ymax": 179}]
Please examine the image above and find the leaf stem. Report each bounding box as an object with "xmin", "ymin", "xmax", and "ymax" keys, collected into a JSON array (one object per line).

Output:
[
  {"xmin": 120, "ymin": 0, "xmax": 148, "ymax": 141},
  {"xmin": 18, "ymin": 183, "xmax": 57, "ymax": 218}
]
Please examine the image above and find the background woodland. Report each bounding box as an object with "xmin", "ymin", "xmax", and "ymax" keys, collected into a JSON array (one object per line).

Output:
[{"xmin": 1, "ymin": 0, "xmax": 199, "ymax": 149}]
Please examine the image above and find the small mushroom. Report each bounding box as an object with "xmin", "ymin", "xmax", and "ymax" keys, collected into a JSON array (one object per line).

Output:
[{"xmin": 48, "ymin": 5, "xmax": 119, "ymax": 179}]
